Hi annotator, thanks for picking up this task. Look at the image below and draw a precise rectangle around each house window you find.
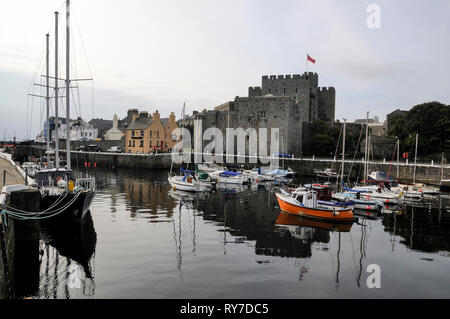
[157,131,160,138]
[140,130,144,137]
[132,140,135,147]
[150,140,152,147]
[129,140,131,147]
[140,140,143,148]
[157,141,160,148]
[150,131,152,137]
[132,131,135,137]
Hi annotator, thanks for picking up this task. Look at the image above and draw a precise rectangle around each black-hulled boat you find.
[36,168,95,222]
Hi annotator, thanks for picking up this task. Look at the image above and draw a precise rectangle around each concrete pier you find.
[0,155,26,189]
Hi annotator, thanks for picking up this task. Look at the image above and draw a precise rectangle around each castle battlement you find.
[318,86,336,92]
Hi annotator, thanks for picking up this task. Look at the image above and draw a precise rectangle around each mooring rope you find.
[1,190,83,221]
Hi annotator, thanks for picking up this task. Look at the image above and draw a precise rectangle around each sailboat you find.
[34,0,95,222]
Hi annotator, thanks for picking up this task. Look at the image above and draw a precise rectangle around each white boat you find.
[332,192,382,211]
[197,162,226,173]
[266,168,295,179]
[168,174,213,192]
[211,170,248,184]
[398,183,440,196]
[350,185,403,205]
[390,185,423,202]
[242,168,275,183]
[314,168,338,180]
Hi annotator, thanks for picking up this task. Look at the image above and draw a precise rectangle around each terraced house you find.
[125,110,179,154]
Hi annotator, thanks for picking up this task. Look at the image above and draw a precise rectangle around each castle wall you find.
[317,87,335,122]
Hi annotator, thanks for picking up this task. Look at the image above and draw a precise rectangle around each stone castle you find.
[193,72,335,156]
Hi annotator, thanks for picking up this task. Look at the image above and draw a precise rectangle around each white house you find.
[104,115,124,141]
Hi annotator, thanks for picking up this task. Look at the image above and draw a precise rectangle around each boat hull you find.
[168,176,212,192]
[40,190,95,223]
[275,193,354,223]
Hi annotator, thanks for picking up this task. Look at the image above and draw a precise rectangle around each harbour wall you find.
[69,152,449,185]
[13,145,450,185]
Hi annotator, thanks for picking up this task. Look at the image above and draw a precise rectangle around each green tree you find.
[388,101,450,158]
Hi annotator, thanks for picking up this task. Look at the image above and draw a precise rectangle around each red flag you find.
[307,54,316,64]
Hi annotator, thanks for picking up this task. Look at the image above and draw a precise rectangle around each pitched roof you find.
[127,117,153,130]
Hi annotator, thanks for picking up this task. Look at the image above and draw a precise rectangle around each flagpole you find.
[306,54,309,72]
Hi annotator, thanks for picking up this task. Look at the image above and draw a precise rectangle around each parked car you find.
[76,145,87,152]
[107,146,122,153]
[273,152,292,158]
[87,145,101,152]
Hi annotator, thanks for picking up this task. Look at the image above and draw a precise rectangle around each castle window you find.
[283,88,286,94]
[295,88,298,93]
[268,89,271,94]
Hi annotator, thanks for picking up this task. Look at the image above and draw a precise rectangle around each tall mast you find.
[341,119,346,192]
[413,133,418,184]
[66,0,71,170]
[54,11,60,169]
[46,33,50,165]
[364,112,369,184]
[396,138,400,181]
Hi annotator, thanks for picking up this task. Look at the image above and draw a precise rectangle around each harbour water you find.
[14,168,450,299]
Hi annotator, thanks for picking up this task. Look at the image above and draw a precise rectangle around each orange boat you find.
[275,189,354,223]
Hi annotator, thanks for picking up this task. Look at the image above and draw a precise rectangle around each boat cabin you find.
[36,169,74,187]
[292,190,318,208]
[306,184,332,201]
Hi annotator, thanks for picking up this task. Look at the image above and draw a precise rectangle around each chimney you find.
[169,112,175,123]
[113,114,119,129]
[131,109,139,122]
[153,110,160,121]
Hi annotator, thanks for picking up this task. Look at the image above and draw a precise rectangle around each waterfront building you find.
[192,72,336,156]
[35,117,98,142]
[125,110,179,154]
[353,116,387,137]
[104,115,125,141]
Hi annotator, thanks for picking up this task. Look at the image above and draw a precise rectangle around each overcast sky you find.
[1,0,449,140]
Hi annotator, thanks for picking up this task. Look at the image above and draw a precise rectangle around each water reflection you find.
[37,212,97,299]
[381,201,450,253]
[10,167,448,298]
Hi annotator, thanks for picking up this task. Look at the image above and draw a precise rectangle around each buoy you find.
[85,162,87,167]
[94,163,97,168]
